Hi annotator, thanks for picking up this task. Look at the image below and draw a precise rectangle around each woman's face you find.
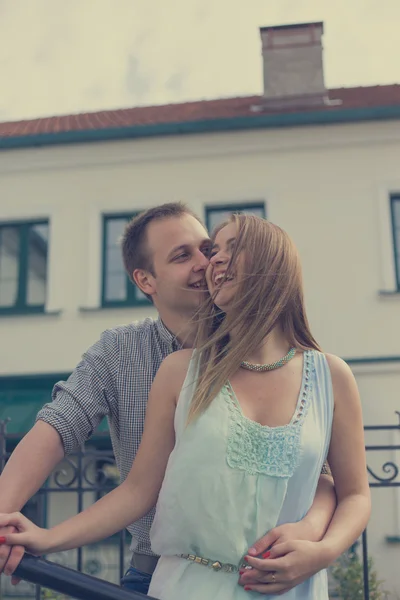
[206,222,244,311]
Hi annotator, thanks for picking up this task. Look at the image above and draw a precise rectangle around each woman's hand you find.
[239,518,329,593]
[238,539,331,595]
[0,513,52,558]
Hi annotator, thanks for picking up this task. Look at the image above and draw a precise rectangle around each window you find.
[102,214,149,307]
[95,459,120,501]
[391,196,400,290]
[205,202,266,232]
[0,220,49,314]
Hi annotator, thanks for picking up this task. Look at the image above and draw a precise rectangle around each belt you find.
[180,553,247,574]
[130,552,159,575]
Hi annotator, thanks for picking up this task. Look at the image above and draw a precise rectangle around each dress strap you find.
[312,351,335,459]
[173,350,200,436]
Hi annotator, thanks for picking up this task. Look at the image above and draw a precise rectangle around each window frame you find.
[205,202,266,232]
[101,213,150,308]
[391,195,400,291]
[0,219,49,315]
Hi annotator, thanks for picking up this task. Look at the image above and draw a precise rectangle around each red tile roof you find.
[1,84,400,141]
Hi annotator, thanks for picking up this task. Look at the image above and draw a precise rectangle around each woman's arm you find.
[239,354,370,595]
[0,351,192,556]
[299,472,336,540]
[316,354,371,561]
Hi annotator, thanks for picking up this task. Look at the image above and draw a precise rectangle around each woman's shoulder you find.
[323,353,352,378]
[162,348,194,368]
[322,353,358,398]
[309,352,359,413]
[158,349,194,381]
[153,350,195,404]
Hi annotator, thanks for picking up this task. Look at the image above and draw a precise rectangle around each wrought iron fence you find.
[0,413,399,600]
[359,412,400,600]
[0,419,130,599]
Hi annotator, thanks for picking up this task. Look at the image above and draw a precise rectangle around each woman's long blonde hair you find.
[188,214,321,423]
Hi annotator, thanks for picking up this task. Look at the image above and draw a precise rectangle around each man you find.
[0,203,336,595]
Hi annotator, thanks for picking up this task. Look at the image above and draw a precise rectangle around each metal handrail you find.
[14,553,159,600]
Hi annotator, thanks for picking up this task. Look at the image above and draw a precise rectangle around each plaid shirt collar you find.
[155,316,183,351]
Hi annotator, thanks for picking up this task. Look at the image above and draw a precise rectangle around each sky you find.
[0,0,399,123]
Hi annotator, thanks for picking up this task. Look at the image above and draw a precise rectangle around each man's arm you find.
[244,471,335,561]
[35,329,119,454]
[0,422,64,577]
[0,422,64,514]
[295,470,336,541]
[238,470,336,592]
[0,328,120,576]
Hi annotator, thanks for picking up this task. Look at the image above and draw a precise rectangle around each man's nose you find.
[193,251,210,271]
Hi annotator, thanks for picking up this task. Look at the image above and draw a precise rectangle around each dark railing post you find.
[0,418,10,473]
[119,529,126,581]
[362,529,370,600]
[77,449,84,574]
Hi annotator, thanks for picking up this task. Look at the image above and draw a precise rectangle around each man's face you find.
[142,215,211,314]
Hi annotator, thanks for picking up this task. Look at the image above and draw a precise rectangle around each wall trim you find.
[0,372,71,388]
[344,355,400,365]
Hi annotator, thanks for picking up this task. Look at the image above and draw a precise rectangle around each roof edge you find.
[1,104,400,150]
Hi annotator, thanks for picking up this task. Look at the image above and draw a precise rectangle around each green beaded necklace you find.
[240,347,296,372]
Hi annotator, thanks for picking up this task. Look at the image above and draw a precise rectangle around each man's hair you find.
[121,202,203,282]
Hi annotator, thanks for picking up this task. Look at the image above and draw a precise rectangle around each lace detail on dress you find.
[223,351,314,478]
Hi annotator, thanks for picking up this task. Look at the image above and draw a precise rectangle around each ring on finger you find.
[271,572,276,584]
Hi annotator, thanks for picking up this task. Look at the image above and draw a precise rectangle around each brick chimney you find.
[259,22,327,109]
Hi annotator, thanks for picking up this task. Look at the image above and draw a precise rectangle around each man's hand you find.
[247,517,324,561]
[238,520,330,594]
[238,539,330,595]
[0,525,24,584]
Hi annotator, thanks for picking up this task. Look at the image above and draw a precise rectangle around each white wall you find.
[1,120,399,373]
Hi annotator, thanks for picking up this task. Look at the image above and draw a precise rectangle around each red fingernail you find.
[262,551,271,559]
[0,537,6,544]
[244,586,252,591]
[244,555,249,562]
[239,569,245,574]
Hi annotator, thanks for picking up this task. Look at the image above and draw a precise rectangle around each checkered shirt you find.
[36,317,180,556]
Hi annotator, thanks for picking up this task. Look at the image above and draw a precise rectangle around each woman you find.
[0,216,370,599]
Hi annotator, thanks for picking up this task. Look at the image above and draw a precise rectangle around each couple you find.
[0,203,370,599]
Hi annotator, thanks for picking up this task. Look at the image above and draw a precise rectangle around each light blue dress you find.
[149,350,334,599]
